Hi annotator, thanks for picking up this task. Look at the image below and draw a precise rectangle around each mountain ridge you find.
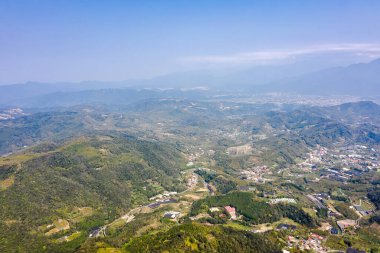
[2,58,380,106]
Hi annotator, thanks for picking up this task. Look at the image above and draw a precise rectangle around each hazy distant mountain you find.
[0,61,334,105]
[1,58,380,106]
[329,101,380,116]
[265,58,380,96]
[0,82,71,105]
[221,61,335,89]
[311,101,380,126]
[129,61,335,90]
[0,81,134,105]
[6,88,211,108]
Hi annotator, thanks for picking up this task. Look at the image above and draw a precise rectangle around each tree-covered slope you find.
[0,111,89,155]
[190,192,316,227]
[124,223,282,253]
[0,136,185,253]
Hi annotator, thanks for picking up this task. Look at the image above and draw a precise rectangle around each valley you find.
[1,93,380,252]
[2,1,380,252]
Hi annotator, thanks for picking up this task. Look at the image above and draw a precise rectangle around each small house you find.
[224,206,237,220]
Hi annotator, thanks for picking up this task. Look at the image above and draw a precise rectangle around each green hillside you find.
[190,192,316,227]
[0,136,185,253]
[124,223,282,253]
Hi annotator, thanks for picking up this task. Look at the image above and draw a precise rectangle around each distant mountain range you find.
[1,58,380,107]
[0,81,132,105]
[264,58,380,95]
[316,101,380,124]
[4,88,213,108]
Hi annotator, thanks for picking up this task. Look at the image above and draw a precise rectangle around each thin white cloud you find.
[181,43,380,64]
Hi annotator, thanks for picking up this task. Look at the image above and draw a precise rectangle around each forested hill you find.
[0,136,185,253]
[123,223,282,253]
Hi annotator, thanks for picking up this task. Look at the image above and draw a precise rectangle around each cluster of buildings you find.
[207,206,237,220]
[268,198,296,205]
[0,108,25,120]
[321,167,353,182]
[186,173,198,188]
[297,146,328,171]
[240,166,272,183]
[317,145,379,183]
[240,93,361,107]
[287,233,328,252]
[296,144,379,183]
[185,147,216,166]
[149,191,178,201]
[337,145,380,170]
[186,147,205,165]
[226,144,252,156]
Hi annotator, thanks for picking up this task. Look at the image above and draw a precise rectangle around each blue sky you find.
[1,0,380,84]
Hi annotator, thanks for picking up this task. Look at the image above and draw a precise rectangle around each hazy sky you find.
[1,0,380,84]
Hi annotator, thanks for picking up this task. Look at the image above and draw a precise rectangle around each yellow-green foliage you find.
[124,223,282,253]
[66,231,81,241]
[185,237,199,251]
